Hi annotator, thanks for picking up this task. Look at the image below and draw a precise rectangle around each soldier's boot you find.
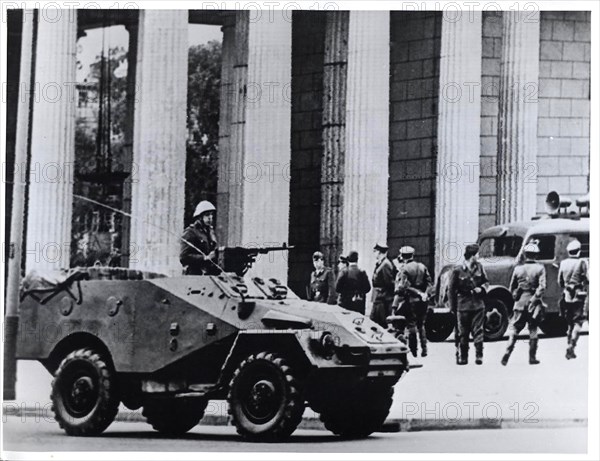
[418,326,428,357]
[501,335,517,366]
[567,325,580,359]
[475,343,483,365]
[529,338,540,365]
[458,344,468,365]
[408,330,418,358]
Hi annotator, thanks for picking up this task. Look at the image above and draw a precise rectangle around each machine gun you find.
[217,244,294,276]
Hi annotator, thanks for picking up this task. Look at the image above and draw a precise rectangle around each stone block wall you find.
[388,11,441,270]
[537,11,590,211]
[288,11,326,296]
[479,11,502,233]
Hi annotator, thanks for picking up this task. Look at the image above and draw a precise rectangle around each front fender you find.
[486,285,515,313]
[217,330,332,387]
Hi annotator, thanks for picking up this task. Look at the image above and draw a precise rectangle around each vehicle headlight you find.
[319,331,337,357]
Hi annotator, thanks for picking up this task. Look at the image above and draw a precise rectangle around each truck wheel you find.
[484,298,509,341]
[425,313,455,342]
[319,383,394,438]
[228,352,305,441]
[143,398,208,435]
[540,314,568,337]
[51,348,119,436]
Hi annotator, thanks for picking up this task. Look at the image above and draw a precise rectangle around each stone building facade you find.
[5,9,591,298]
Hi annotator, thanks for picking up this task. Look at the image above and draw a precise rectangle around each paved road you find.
[1,418,587,453]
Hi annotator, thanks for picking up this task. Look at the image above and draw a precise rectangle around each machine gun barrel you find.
[217,244,294,276]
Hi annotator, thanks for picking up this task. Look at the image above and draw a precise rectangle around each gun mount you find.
[217,244,294,276]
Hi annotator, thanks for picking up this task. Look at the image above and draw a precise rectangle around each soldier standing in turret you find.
[501,242,546,366]
[370,243,397,328]
[180,201,219,275]
[558,240,588,360]
[394,246,433,357]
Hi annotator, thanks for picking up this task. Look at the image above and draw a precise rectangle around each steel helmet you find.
[567,240,581,254]
[193,200,216,218]
[523,242,540,254]
[400,245,415,256]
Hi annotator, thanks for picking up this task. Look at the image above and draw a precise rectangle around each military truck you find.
[16,247,410,441]
[426,192,590,342]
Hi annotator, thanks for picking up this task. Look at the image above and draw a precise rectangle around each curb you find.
[3,404,587,433]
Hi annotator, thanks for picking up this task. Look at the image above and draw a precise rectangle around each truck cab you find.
[427,192,589,342]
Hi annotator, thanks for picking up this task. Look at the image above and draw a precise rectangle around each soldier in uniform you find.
[393,246,433,357]
[370,243,397,328]
[335,251,371,315]
[558,240,588,360]
[336,255,349,307]
[180,201,219,275]
[448,244,489,365]
[501,242,546,366]
[337,254,349,273]
[307,251,337,304]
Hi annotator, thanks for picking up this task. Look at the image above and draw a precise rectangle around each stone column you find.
[130,11,188,275]
[320,11,349,268]
[26,10,77,271]
[343,11,390,278]
[496,11,540,223]
[241,13,292,280]
[434,12,482,272]
[224,11,249,247]
[216,13,236,245]
[120,21,138,268]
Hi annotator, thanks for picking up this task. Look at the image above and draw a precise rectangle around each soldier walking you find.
[501,242,546,366]
[448,244,489,365]
[370,243,397,328]
[335,251,371,315]
[307,251,337,304]
[393,246,433,357]
[558,240,588,360]
[180,201,219,275]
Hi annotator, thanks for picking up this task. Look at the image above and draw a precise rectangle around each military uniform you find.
[558,256,588,359]
[501,257,546,365]
[336,265,371,315]
[449,261,488,364]
[180,222,218,275]
[370,257,397,328]
[394,259,432,357]
[308,267,337,304]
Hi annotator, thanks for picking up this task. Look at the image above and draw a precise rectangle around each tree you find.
[185,40,222,225]
[72,39,223,266]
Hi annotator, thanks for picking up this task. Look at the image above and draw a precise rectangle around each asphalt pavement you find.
[3,335,589,435]
[1,418,587,453]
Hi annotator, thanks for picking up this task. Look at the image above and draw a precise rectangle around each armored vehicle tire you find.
[142,397,208,435]
[426,312,455,342]
[228,352,305,441]
[51,348,119,436]
[484,298,509,341]
[319,383,394,438]
[540,315,568,337]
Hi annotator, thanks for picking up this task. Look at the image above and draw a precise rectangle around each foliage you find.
[185,40,222,225]
[72,39,222,266]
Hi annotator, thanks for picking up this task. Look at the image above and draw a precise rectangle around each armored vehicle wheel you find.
[484,297,509,341]
[319,383,394,438]
[142,397,208,435]
[51,348,119,436]
[227,352,305,441]
[425,312,455,342]
[540,314,568,337]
